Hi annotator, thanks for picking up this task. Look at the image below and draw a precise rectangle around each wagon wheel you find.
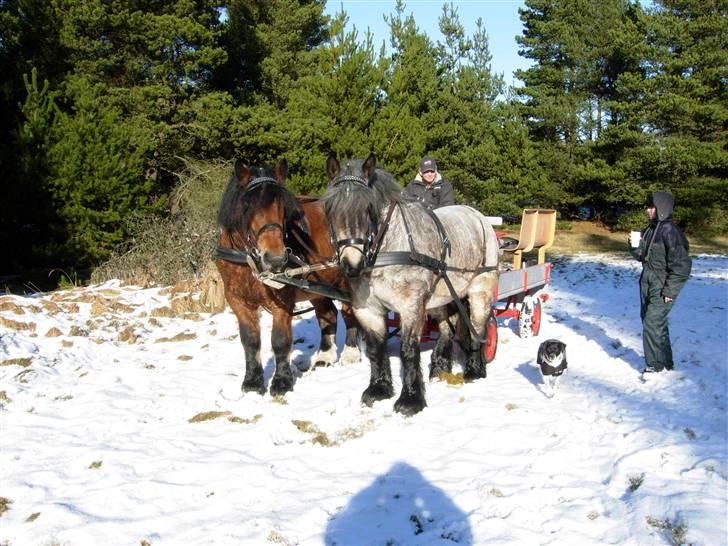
[518,296,542,338]
[482,312,498,363]
[531,298,542,336]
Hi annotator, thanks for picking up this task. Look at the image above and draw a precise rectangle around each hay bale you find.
[199,270,226,314]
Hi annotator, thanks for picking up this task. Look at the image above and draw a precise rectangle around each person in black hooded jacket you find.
[629,191,692,375]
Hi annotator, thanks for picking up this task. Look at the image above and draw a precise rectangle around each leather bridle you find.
[328,174,381,265]
[235,176,292,266]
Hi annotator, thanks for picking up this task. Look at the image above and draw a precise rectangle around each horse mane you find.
[323,158,402,224]
[216,164,298,233]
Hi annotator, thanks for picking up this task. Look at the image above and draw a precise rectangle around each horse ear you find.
[274,159,288,184]
[234,159,251,188]
[362,153,377,183]
[326,153,340,183]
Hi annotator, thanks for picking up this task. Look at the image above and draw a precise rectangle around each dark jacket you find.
[402,173,455,209]
[630,191,691,300]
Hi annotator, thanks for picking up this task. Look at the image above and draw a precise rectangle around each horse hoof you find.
[463,367,486,382]
[269,376,294,397]
[394,396,427,416]
[429,364,452,380]
[312,348,337,368]
[361,382,394,406]
[339,345,361,365]
[242,381,265,395]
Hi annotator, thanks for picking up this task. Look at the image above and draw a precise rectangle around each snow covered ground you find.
[1,254,726,546]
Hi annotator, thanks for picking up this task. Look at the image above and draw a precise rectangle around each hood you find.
[650,191,674,222]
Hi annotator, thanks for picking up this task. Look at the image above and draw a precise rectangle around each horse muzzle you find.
[261,249,289,273]
[339,246,365,278]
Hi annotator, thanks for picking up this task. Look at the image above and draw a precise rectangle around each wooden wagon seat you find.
[502,208,556,269]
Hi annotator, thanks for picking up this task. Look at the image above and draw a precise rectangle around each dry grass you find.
[188,411,262,424]
[291,418,375,447]
[628,473,645,492]
[645,515,690,546]
[154,332,197,343]
[499,221,728,256]
[91,159,229,287]
[435,371,465,385]
[188,411,232,423]
[0,358,32,368]
[0,496,10,517]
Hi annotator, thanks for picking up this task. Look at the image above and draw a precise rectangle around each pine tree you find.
[614,0,728,232]
[214,0,328,106]
[368,0,439,179]
[514,0,652,219]
[5,1,229,271]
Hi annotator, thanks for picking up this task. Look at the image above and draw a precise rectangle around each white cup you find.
[630,231,641,248]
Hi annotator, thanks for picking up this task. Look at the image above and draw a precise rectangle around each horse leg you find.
[269,306,294,396]
[463,271,498,381]
[429,306,455,379]
[228,298,265,395]
[310,297,338,368]
[339,303,361,364]
[357,308,394,406]
[394,306,427,416]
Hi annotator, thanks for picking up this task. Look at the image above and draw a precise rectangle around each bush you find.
[678,206,728,237]
[91,159,230,285]
[615,205,728,237]
[615,209,646,232]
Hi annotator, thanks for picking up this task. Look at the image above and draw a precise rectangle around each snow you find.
[1,254,726,546]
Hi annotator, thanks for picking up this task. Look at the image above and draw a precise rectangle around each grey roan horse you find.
[324,154,499,416]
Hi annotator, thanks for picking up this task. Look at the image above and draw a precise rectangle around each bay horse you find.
[215,159,359,397]
[323,154,499,416]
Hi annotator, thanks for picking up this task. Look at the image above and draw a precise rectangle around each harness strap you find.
[216,246,249,264]
[255,222,284,238]
[439,272,487,344]
[369,250,496,345]
[371,251,497,274]
[259,273,352,303]
[289,228,332,262]
[426,207,452,262]
[398,202,418,257]
[366,201,397,266]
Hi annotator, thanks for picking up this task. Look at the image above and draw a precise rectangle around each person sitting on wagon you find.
[402,156,455,209]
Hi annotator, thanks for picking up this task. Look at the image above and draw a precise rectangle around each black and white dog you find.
[537,339,568,397]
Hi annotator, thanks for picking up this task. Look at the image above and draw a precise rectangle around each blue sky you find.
[324,0,531,84]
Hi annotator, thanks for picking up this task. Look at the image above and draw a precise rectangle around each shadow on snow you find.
[325,461,473,546]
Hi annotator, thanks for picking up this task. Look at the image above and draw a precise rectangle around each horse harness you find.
[329,174,497,344]
[216,176,286,267]
[217,172,497,343]
[215,177,351,303]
